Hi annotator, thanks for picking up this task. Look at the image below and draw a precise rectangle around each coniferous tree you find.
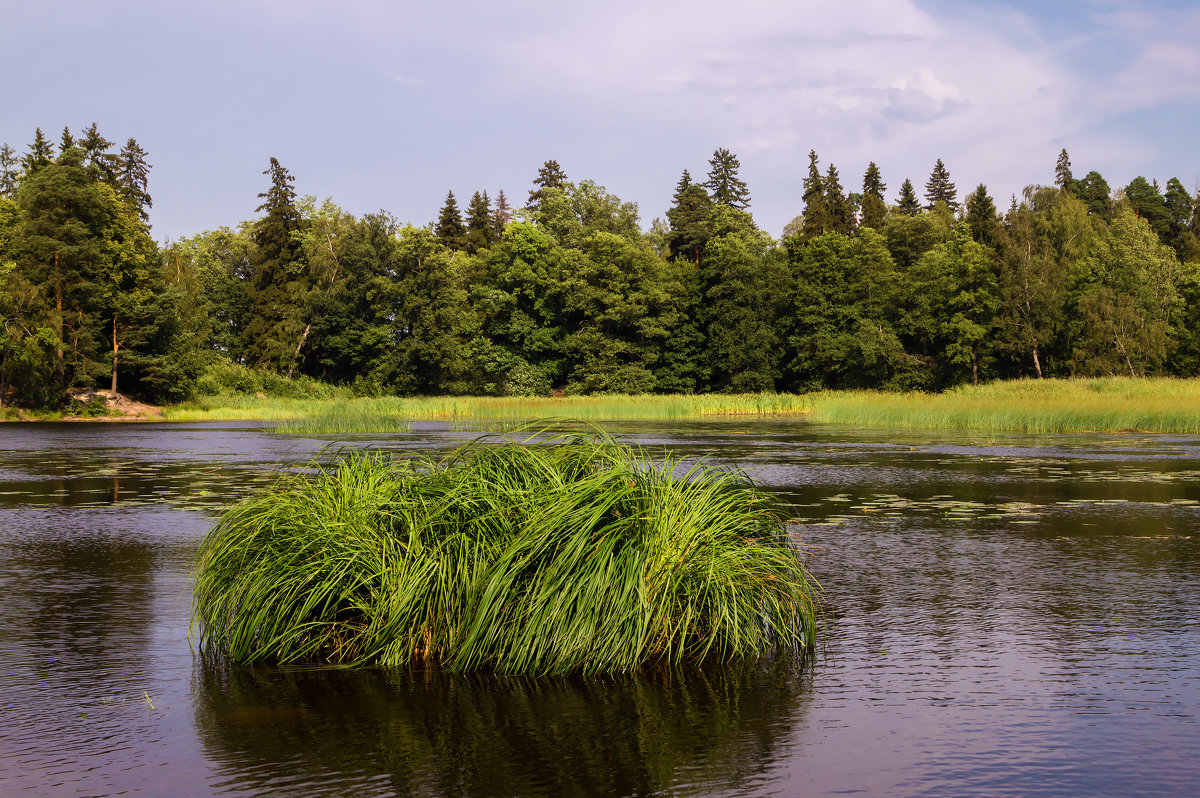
[824,163,853,235]
[860,162,887,229]
[924,159,958,210]
[527,160,567,211]
[1054,149,1074,194]
[465,190,493,254]
[897,178,921,216]
[964,184,1000,248]
[801,150,827,237]
[1124,176,1170,243]
[78,123,116,183]
[1163,177,1191,254]
[491,189,512,239]
[0,143,18,197]
[666,181,712,264]
[704,148,750,209]
[22,128,54,175]
[243,157,307,372]
[115,138,152,224]
[434,190,467,250]
[58,127,76,155]
[1076,171,1112,220]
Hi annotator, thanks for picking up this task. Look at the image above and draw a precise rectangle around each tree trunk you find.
[1031,344,1042,379]
[285,322,312,380]
[54,254,64,389]
[971,347,979,386]
[111,315,119,394]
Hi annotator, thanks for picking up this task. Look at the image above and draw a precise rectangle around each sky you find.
[4,0,1198,242]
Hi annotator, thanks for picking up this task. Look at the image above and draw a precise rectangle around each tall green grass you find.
[191,430,818,674]
[275,401,412,435]
[806,377,1200,433]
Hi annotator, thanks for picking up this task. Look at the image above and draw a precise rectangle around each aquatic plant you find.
[191,430,818,675]
[274,400,411,434]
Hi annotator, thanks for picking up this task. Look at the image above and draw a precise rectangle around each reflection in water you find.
[0,420,1199,796]
[194,657,810,797]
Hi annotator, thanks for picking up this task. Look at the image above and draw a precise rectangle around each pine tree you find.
[1054,148,1074,194]
[801,150,828,237]
[897,178,921,216]
[964,184,1000,248]
[491,189,512,239]
[527,159,567,211]
[1125,176,1170,243]
[22,128,55,175]
[704,148,750,209]
[465,190,493,253]
[434,190,467,250]
[824,163,853,234]
[115,138,152,224]
[78,123,116,183]
[924,159,957,210]
[0,143,18,197]
[666,181,712,264]
[674,169,692,197]
[1076,171,1112,219]
[860,161,887,229]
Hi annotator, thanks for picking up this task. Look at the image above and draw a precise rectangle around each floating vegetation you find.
[191,429,819,675]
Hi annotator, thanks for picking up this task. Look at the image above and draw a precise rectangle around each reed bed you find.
[165,392,812,424]
[191,430,818,675]
[806,377,1200,433]
[275,401,412,435]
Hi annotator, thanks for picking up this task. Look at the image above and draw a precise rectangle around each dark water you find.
[0,421,1197,796]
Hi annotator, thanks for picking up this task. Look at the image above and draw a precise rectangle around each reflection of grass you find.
[164,393,812,423]
[806,377,1200,433]
[192,429,818,674]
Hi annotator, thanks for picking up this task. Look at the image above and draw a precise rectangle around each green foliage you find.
[801,150,827,237]
[434,190,467,250]
[896,178,921,216]
[192,431,819,674]
[924,158,958,211]
[704,148,750,210]
[860,162,887,230]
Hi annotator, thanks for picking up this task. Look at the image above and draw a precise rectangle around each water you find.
[0,421,1197,796]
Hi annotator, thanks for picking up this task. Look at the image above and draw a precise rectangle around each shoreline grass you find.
[191,430,819,674]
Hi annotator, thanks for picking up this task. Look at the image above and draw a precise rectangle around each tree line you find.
[2,125,1199,406]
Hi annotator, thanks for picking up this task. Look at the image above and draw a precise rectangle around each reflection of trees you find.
[194,656,812,797]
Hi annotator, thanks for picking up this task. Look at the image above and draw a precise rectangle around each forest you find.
[2,123,1199,408]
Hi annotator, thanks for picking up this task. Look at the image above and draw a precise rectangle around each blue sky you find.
[4,0,1197,241]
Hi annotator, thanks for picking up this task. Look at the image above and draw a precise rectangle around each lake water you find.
[0,421,1197,796]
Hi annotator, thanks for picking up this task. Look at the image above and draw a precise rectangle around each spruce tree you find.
[0,143,18,197]
[22,128,55,175]
[674,169,692,197]
[1163,177,1191,253]
[964,184,1000,248]
[801,150,828,237]
[704,148,750,209]
[924,158,957,210]
[434,190,467,250]
[860,161,887,229]
[58,126,76,155]
[897,178,921,216]
[465,190,493,253]
[824,163,853,234]
[243,157,307,372]
[115,138,152,224]
[666,182,712,264]
[527,159,567,211]
[1124,176,1170,243]
[1054,148,1074,193]
[1076,171,1112,219]
[78,123,116,183]
[491,189,512,239]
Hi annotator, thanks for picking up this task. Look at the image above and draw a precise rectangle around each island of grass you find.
[191,431,819,675]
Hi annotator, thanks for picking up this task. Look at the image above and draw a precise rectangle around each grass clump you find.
[191,430,818,675]
[275,400,411,435]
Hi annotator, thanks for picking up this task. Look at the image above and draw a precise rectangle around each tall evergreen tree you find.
[58,126,76,155]
[491,189,512,239]
[1076,171,1112,220]
[674,169,692,197]
[243,157,307,372]
[704,148,750,209]
[0,143,18,197]
[22,128,54,175]
[527,159,567,211]
[824,163,853,235]
[964,184,1000,248]
[115,138,152,224]
[666,182,712,264]
[1163,177,1191,254]
[860,161,887,229]
[1054,148,1075,194]
[434,190,467,250]
[1124,176,1170,244]
[801,150,828,237]
[924,159,958,210]
[78,123,116,183]
[897,178,921,216]
[465,190,493,254]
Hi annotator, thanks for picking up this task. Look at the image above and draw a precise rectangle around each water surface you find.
[0,421,1196,796]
